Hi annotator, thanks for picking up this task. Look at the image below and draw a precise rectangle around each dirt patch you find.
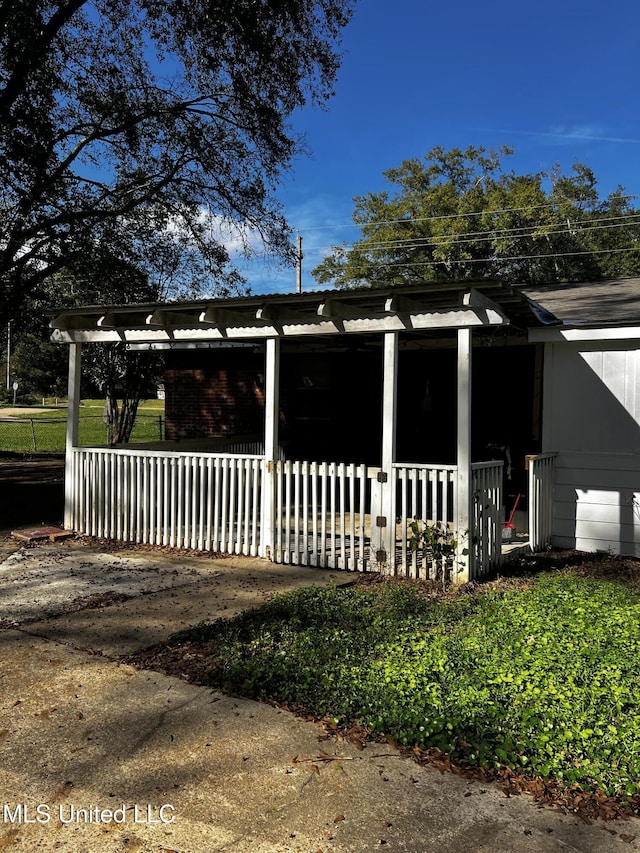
[0,454,64,484]
[351,549,640,599]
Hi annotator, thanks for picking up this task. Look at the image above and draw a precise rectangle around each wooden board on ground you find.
[11,526,74,543]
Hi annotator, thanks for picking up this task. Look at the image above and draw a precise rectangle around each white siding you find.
[545,342,640,453]
[544,338,640,554]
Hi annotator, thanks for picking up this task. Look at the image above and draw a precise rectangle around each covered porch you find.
[51,281,553,582]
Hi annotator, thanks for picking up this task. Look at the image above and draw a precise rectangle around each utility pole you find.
[6,320,10,390]
[296,235,303,293]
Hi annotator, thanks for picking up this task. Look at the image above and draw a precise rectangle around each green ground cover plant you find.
[161,571,640,799]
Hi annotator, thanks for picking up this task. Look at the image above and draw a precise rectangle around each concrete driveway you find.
[0,537,637,852]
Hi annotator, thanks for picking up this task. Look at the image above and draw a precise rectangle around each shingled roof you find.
[519,278,640,328]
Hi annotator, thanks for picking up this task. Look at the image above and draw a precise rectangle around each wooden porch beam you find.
[379,331,398,568]
[97,311,151,329]
[52,304,510,344]
[261,337,280,561]
[456,327,473,584]
[462,289,510,324]
[264,337,280,461]
[146,309,202,328]
[255,304,306,323]
[198,306,252,325]
[50,313,98,331]
[384,294,431,314]
[316,299,353,319]
[64,342,82,530]
[255,305,277,322]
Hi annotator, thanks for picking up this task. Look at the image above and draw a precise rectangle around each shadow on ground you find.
[0,454,64,523]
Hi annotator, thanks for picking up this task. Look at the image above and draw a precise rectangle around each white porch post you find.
[261,337,280,559]
[379,331,398,570]
[456,327,473,582]
[64,342,82,530]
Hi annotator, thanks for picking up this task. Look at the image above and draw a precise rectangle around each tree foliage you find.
[0,0,355,320]
[313,146,640,288]
[8,244,162,443]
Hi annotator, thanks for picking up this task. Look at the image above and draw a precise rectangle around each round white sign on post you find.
[12,381,18,390]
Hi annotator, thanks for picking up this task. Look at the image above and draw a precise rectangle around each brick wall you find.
[164,350,265,440]
[163,347,383,463]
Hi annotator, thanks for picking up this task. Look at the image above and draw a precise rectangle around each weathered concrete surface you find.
[0,540,638,852]
[1,541,339,652]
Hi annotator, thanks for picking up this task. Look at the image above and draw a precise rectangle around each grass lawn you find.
[129,552,640,810]
[0,400,164,452]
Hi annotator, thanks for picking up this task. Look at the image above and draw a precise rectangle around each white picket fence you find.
[68,448,507,577]
[273,459,504,578]
[274,460,370,570]
[393,460,503,579]
[68,448,263,555]
[527,452,556,550]
[394,463,456,578]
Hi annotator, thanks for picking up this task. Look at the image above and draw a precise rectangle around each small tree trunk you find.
[95,345,161,445]
[103,392,119,446]
[115,396,140,444]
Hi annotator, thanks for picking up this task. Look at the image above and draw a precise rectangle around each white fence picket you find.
[394,464,457,580]
[274,460,370,570]
[393,461,503,580]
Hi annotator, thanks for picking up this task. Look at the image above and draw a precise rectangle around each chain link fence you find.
[0,414,164,454]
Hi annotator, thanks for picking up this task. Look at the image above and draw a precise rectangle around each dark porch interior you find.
[163,333,541,502]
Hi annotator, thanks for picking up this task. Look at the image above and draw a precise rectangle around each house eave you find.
[50,282,514,345]
[529,325,640,343]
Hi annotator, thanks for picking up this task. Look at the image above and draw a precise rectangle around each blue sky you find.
[233,0,640,294]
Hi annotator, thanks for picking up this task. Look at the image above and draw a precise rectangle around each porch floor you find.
[502,537,531,560]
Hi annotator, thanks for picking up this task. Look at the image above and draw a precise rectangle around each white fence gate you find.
[273,460,373,570]
[527,452,556,551]
[471,460,504,576]
[393,460,503,579]
[274,458,504,578]
[393,463,456,578]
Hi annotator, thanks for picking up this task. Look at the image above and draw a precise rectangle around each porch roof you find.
[50,280,545,345]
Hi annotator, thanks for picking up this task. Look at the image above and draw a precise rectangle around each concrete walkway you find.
[0,538,637,852]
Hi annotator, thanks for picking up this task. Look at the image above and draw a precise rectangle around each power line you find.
[370,245,640,271]
[368,212,640,246]
[295,194,638,234]
[348,215,640,253]
[233,212,640,282]
[235,205,640,264]
[291,214,640,260]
